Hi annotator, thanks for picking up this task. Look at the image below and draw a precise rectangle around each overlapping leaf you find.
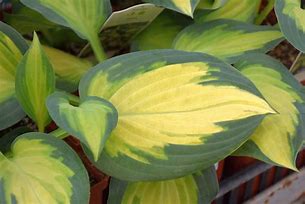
[4,3,56,34]
[20,0,111,41]
[20,0,112,61]
[108,166,218,204]
[47,92,118,161]
[144,0,200,17]
[0,22,27,130]
[80,50,275,181]
[15,33,55,132]
[43,45,92,92]
[197,0,228,10]
[275,0,305,52]
[0,132,89,204]
[132,10,191,51]
[173,19,283,63]
[195,0,261,23]
[234,54,305,170]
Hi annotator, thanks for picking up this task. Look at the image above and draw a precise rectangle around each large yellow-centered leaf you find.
[173,19,284,64]
[108,167,218,204]
[79,50,275,181]
[144,0,200,17]
[0,22,28,130]
[20,0,112,60]
[15,33,55,132]
[234,54,305,170]
[275,0,305,52]
[0,132,89,204]
[195,0,262,23]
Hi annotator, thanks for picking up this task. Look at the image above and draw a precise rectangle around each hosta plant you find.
[0,0,305,203]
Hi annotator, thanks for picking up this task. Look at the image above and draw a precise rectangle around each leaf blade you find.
[0,132,89,204]
[234,53,305,170]
[275,0,305,52]
[15,33,55,132]
[47,92,118,161]
[144,0,200,17]
[80,50,275,181]
[108,166,219,204]
[173,19,284,64]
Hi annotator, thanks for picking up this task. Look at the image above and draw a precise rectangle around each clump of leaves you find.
[0,0,305,203]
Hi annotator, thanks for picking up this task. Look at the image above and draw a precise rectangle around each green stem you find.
[255,0,275,25]
[49,128,69,140]
[89,34,107,63]
[38,123,45,133]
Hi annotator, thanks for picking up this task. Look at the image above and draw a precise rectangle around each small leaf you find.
[234,53,305,170]
[80,50,275,181]
[108,166,218,204]
[197,0,228,10]
[47,92,118,161]
[132,10,191,51]
[0,132,89,204]
[195,0,261,23]
[20,0,112,42]
[144,0,200,17]
[275,0,305,52]
[173,19,284,64]
[15,33,55,132]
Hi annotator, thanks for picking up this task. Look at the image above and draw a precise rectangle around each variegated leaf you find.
[43,45,92,92]
[144,0,200,17]
[15,33,55,132]
[173,19,283,64]
[234,54,305,170]
[20,0,111,38]
[0,22,28,130]
[197,0,228,10]
[108,166,218,204]
[275,0,305,52]
[0,132,89,204]
[80,50,275,181]
[195,0,261,23]
[47,92,118,161]
[132,10,191,51]
[20,0,112,55]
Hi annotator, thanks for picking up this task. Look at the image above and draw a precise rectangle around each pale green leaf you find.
[132,10,191,51]
[197,0,228,10]
[173,19,283,63]
[20,0,112,44]
[0,132,89,204]
[42,45,92,92]
[80,50,275,181]
[15,33,55,132]
[47,92,118,161]
[234,53,305,170]
[195,0,262,23]
[108,166,218,204]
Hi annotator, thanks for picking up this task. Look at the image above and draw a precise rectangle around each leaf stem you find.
[255,0,275,25]
[49,128,69,139]
[89,34,107,63]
